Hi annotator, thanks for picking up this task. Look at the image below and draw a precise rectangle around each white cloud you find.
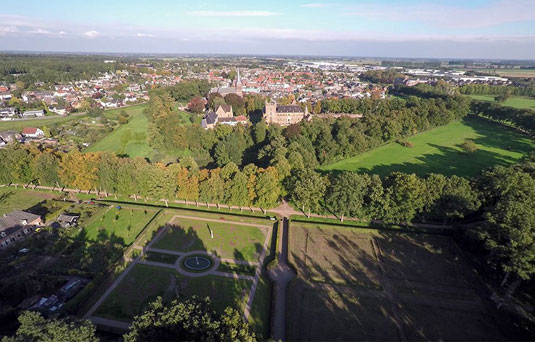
[83,30,99,38]
[59,31,66,35]
[301,3,331,8]
[187,11,279,17]
[136,33,154,37]
[29,28,51,34]
[0,26,19,36]
[343,0,535,29]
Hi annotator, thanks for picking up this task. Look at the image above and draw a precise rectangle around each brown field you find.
[287,222,505,341]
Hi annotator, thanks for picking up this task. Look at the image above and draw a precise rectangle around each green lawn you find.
[321,117,534,177]
[86,104,193,161]
[468,95,535,109]
[152,217,267,262]
[94,263,251,321]
[79,206,158,245]
[0,187,56,215]
[85,104,153,158]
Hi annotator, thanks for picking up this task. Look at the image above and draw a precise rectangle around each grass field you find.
[86,104,193,161]
[79,206,158,245]
[287,221,504,341]
[85,104,153,158]
[468,95,535,109]
[0,113,89,131]
[321,117,534,177]
[152,216,268,261]
[0,187,56,215]
[93,263,252,321]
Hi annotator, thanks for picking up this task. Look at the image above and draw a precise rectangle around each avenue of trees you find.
[460,83,535,98]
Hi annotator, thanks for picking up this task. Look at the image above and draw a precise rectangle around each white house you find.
[22,127,45,138]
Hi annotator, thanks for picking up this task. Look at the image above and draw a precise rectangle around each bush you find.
[397,140,414,148]
[460,139,478,153]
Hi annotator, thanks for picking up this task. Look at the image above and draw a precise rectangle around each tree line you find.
[460,83,535,98]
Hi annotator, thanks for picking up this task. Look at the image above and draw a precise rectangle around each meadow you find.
[86,104,193,161]
[468,95,535,110]
[79,205,158,245]
[321,117,534,177]
[0,187,56,215]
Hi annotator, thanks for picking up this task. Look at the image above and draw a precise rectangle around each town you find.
[1,1,535,341]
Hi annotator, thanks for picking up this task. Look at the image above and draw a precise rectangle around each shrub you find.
[460,139,478,153]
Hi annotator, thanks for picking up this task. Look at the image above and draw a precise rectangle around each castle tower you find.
[263,100,277,124]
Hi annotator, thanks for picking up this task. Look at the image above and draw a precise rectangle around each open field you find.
[287,221,504,341]
[0,187,56,215]
[468,95,535,110]
[321,117,534,177]
[93,263,251,321]
[495,69,535,78]
[0,113,88,131]
[79,206,158,245]
[86,104,193,161]
[85,104,152,158]
[152,216,268,261]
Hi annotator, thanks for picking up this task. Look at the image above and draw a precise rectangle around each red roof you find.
[234,115,248,122]
[22,127,38,134]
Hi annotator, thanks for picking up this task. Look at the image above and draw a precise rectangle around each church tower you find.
[235,68,243,97]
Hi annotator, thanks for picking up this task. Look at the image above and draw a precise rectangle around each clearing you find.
[287,221,505,341]
[320,116,534,177]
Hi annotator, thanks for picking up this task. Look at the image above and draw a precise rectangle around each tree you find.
[188,96,205,114]
[32,152,60,186]
[224,93,244,110]
[287,168,327,216]
[325,172,369,221]
[2,311,98,342]
[124,297,255,342]
[460,139,478,153]
[478,167,535,284]
[383,172,426,224]
[87,107,104,118]
[254,168,280,209]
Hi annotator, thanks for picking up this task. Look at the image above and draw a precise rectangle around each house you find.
[0,210,42,248]
[0,92,12,101]
[263,101,311,126]
[201,110,219,129]
[0,107,18,117]
[56,214,79,228]
[49,106,67,115]
[215,104,233,118]
[22,110,45,117]
[201,107,249,129]
[0,131,22,146]
[22,127,45,138]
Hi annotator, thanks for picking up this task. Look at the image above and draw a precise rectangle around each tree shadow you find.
[286,222,508,341]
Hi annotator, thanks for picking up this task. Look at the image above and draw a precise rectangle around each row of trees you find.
[460,84,535,98]
[471,100,535,133]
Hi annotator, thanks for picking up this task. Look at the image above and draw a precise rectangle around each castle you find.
[263,101,311,126]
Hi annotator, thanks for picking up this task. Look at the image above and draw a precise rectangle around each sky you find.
[1,0,535,59]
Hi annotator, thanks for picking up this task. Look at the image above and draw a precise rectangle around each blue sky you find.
[1,0,534,58]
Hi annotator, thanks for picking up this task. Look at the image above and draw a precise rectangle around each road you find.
[268,217,296,342]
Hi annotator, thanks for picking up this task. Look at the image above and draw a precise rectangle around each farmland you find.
[320,117,534,177]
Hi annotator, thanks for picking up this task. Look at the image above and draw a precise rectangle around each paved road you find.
[268,218,296,342]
